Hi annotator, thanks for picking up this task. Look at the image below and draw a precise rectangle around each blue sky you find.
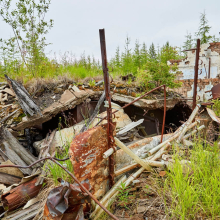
[1,0,219,60]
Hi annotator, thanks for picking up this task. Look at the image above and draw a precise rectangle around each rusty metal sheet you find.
[69,124,110,200]
[1,177,43,211]
[211,83,220,99]
[206,107,220,124]
[43,179,90,220]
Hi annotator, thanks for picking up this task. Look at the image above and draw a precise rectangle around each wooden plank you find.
[0,172,22,185]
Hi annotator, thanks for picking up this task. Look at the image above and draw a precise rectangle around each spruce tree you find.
[133,40,141,72]
[121,36,132,74]
[196,11,212,44]
[149,43,157,60]
[114,46,121,68]
[140,42,148,66]
[183,31,194,51]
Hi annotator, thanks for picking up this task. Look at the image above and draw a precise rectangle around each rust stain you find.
[69,124,110,200]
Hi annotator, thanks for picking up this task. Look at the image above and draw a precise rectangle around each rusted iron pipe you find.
[99,29,115,187]
[208,57,211,79]
[0,157,119,220]
[161,85,166,143]
[193,39,200,110]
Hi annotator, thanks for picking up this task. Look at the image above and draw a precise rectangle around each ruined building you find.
[168,42,220,101]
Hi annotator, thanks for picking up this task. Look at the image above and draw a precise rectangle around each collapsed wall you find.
[168,42,220,101]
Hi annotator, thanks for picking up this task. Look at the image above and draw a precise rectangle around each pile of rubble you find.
[0,74,218,220]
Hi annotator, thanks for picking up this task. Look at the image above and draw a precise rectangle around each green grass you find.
[163,140,220,220]
[47,144,73,185]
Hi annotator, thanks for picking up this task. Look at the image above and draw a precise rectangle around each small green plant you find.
[88,79,96,87]
[116,182,131,209]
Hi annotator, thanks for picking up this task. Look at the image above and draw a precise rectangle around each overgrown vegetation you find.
[162,139,220,219]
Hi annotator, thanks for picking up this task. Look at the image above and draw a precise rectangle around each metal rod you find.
[161,85,166,143]
[0,157,119,220]
[208,57,211,79]
[193,39,200,110]
[99,29,115,188]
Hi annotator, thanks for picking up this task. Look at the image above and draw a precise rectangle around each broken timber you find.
[5,75,41,117]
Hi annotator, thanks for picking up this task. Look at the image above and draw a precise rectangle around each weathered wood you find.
[0,172,22,185]
[5,75,41,116]
[13,89,98,131]
[0,127,36,166]
[0,109,20,124]
[80,90,105,133]
[3,142,32,175]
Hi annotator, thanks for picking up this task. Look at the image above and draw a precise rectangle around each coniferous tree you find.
[114,46,121,68]
[121,36,132,73]
[140,42,148,67]
[149,43,157,60]
[160,41,180,64]
[183,31,194,51]
[132,40,141,73]
[195,11,212,44]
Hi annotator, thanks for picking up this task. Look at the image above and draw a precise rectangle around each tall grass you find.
[163,140,220,219]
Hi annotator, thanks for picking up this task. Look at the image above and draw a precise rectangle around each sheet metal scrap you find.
[1,177,43,211]
[5,75,42,117]
[43,178,91,220]
[69,124,115,200]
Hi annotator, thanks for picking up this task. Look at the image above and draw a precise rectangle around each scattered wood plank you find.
[0,172,22,185]
[0,127,37,166]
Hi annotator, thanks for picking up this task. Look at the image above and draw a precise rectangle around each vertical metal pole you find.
[208,57,211,79]
[193,39,200,110]
[99,29,115,188]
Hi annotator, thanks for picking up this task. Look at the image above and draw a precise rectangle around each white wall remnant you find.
[168,42,220,101]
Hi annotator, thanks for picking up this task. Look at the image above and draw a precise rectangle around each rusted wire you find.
[0,156,119,220]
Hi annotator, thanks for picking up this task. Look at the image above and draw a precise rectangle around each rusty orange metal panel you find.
[69,124,110,200]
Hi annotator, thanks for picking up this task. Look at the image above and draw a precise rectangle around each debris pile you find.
[0,70,219,220]
[1,30,219,220]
